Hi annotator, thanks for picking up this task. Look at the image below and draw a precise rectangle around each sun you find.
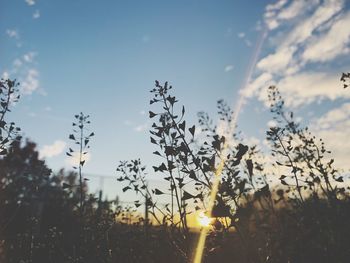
[197,211,212,228]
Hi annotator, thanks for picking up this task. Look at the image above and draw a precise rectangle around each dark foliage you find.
[0,78,349,262]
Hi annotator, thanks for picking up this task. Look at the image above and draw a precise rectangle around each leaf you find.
[335,176,343,182]
[158,163,167,172]
[164,146,175,156]
[69,134,75,140]
[189,125,195,136]
[182,190,195,201]
[89,132,95,137]
[179,121,186,131]
[153,151,162,156]
[122,186,131,192]
[154,188,164,195]
[236,143,248,159]
[66,152,72,157]
[153,163,167,172]
[149,111,157,118]
[246,159,253,178]
[150,137,158,145]
[189,170,197,180]
[280,180,288,186]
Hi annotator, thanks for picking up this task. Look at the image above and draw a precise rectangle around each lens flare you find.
[197,211,212,228]
[193,28,268,263]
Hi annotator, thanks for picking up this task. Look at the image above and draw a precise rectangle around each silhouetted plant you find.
[266,86,343,204]
[66,112,94,214]
[0,78,21,155]
[116,159,166,225]
[340,72,350,88]
[149,81,208,231]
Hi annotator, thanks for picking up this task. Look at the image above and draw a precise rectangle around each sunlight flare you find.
[193,28,268,263]
[197,211,213,228]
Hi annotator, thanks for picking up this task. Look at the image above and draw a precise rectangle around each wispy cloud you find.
[302,11,350,63]
[3,51,42,96]
[21,69,40,95]
[25,0,35,6]
[238,32,245,38]
[224,65,234,72]
[6,29,19,39]
[33,10,40,19]
[23,51,37,63]
[244,0,349,108]
[39,140,66,159]
[237,31,252,47]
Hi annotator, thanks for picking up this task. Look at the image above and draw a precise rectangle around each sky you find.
[1,0,350,201]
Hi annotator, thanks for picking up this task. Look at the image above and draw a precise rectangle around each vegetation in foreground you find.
[0,75,350,263]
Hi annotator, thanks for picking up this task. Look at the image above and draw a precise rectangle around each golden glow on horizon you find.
[197,211,213,228]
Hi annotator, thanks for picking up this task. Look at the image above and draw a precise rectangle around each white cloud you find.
[21,69,39,95]
[266,0,288,12]
[246,0,348,108]
[264,0,298,30]
[281,0,343,48]
[23,52,36,63]
[33,10,40,19]
[224,65,234,72]
[243,72,273,98]
[6,29,19,39]
[238,32,245,38]
[277,1,310,20]
[257,46,296,74]
[237,31,252,47]
[1,71,9,79]
[40,140,66,159]
[312,102,350,130]
[267,120,277,128]
[302,11,350,62]
[276,72,349,107]
[25,0,35,6]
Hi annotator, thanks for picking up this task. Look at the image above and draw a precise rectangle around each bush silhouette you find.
[0,78,349,262]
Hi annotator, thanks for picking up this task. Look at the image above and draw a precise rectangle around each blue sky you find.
[1,0,350,200]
